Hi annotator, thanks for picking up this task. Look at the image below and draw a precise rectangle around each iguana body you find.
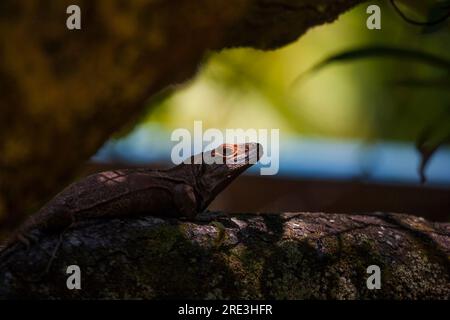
[6,143,262,247]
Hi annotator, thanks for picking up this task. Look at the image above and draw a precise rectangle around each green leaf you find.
[391,0,450,28]
[423,1,450,32]
[416,108,450,184]
[393,76,450,88]
[292,46,450,86]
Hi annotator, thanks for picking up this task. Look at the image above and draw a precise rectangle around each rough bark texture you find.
[0,0,365,233]
[0,212,448,299]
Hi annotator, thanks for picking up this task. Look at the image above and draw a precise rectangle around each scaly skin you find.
[4,143,262,248]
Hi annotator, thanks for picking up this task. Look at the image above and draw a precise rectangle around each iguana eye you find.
[217,144,238,159]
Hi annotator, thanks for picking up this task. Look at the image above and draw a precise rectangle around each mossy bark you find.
[0,0,365,233]
[0,212,448,299]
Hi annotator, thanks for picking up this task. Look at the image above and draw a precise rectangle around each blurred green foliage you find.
[141,1,450,145]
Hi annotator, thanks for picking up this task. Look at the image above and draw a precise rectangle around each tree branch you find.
[1,212,448,299]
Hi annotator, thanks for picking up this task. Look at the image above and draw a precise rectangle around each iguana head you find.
[189,143,263,211]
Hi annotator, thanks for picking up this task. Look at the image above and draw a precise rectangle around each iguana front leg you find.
[173,184,198,219]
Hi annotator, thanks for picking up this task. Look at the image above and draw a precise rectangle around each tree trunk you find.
[0,0,365,233]
[1,212,448,299]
